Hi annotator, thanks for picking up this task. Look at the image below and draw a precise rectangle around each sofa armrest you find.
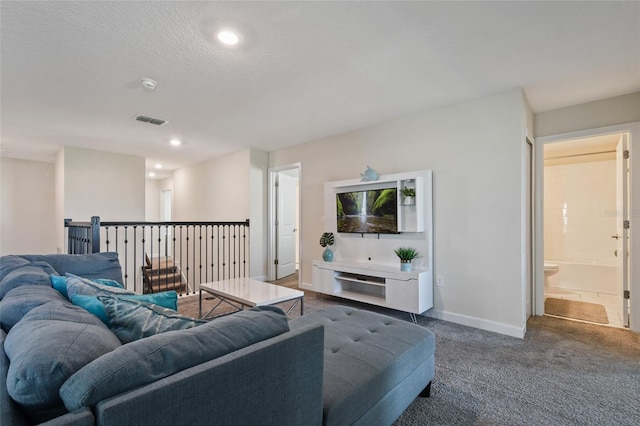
[38,408,95,426]
[94,323,324,426]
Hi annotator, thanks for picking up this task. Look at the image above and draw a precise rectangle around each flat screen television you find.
[336,188,398,234]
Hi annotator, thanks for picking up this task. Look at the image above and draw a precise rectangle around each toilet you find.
[544,262,559,290]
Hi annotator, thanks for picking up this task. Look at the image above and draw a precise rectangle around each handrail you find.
[65,216,250,295]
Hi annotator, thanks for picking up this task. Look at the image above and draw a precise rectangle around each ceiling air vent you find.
[134,115,169,126]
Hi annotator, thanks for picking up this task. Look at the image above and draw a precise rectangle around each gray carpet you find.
[179,287,640,425]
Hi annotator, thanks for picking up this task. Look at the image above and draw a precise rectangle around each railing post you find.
[91,216,101,253]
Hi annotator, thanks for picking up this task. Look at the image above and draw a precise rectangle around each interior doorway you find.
[268,164,301,282]
[540,132,630,328]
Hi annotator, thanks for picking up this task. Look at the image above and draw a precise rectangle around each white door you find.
[276,172,298,279]
[616,135,630,327]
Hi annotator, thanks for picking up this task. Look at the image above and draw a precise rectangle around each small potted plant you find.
[320,232,335,262]
[401,187,416,205]
[394,246,419,271]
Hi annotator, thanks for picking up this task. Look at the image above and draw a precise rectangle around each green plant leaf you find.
[401,187,416,197]
[394,246,419,260]
[320,232,335,247]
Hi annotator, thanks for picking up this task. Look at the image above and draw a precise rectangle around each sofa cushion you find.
[0,285,66,332]
[290,306,436,426]
[99,295,205,343]
[20,252,124,285]
[0,262,58,299]
[70,291,178,326]
[65,274,133,299]
[23,300,108,327]
[4,302,121,421]
[60,305,290,411]
[1,329,31,426]
[0,255,31,281]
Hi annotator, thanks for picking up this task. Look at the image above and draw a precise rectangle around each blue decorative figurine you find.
[360,165,379,182]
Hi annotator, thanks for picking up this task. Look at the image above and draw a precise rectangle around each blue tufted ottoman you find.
[290,305,435,426]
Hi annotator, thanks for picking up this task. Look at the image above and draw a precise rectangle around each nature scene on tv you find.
[336,188,398,233]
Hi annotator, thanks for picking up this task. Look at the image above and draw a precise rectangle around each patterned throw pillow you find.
[65,274,134,299]
[99,295,205,343]
[52,275,125,298]
[70,291,178,326]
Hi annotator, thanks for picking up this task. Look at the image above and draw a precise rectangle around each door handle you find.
[611,235,620,240]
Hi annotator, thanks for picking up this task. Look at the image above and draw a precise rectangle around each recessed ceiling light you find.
[169,139,182,147]
[217,30,240,46]
[155,164,162,169]
[148,172,156,177]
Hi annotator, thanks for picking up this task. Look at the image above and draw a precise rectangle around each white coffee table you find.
[199,277,304,319]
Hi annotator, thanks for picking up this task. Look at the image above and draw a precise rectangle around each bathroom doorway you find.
[542,132,630,328]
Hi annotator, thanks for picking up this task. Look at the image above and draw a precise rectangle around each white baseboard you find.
[424,309,525,338]
[253,275,267,282]
[300,282,525,338]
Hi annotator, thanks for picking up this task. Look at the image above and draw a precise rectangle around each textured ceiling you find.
[1,1,639,177]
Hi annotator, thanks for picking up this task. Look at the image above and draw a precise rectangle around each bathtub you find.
[545,260,620,295]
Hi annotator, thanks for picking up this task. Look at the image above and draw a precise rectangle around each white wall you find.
[250,150,269,279]
[271,88,528,336]
[535,92,640,138]
[55,149,65,253]
[544,159,617,265]
[145,179,161,222]
[173,150,250,221]
[62,146,145,223]
[0,158,57,255]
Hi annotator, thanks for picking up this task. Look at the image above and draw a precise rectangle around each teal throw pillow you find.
[50,274,69,297]
[70,291,178,326]
[99,295,205,343]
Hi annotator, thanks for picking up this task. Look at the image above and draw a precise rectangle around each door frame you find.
[522,135,535,327]
[267,163,302,283]
[534,122,640,332]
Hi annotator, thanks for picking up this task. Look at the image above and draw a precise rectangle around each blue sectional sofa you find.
[0,253,434,426]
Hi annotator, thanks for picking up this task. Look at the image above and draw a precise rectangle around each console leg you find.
[419,381,432,398]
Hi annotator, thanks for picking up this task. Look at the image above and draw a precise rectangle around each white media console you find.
[312,169,434,319]
[312,260,433,317]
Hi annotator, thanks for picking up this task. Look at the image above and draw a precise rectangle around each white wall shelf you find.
[316,169,434,315]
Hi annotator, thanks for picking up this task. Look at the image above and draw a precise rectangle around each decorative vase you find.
[400,260,412,272]
[322,248,334,262]
[403,196,414,205]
